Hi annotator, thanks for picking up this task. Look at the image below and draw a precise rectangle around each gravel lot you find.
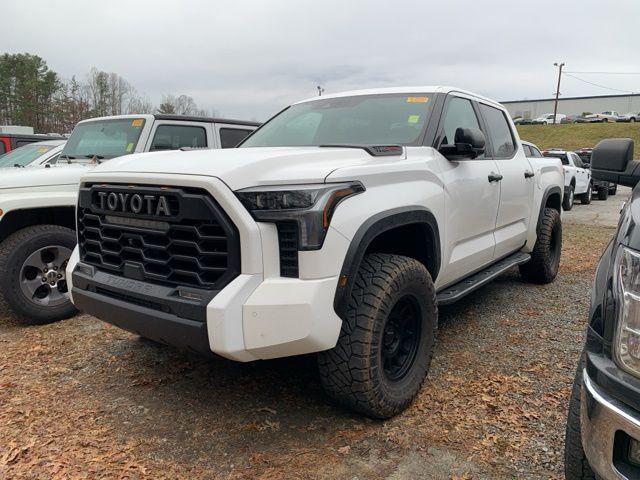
[0,195,625,479]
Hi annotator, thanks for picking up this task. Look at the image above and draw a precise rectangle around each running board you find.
[436,252,531,306]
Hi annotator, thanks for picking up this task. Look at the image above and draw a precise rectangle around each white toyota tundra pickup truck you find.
[0,114,259,324]
[543,149,593,210]
[67,87,564,418]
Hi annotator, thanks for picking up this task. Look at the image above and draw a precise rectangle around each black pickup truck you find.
[565,138,640,479]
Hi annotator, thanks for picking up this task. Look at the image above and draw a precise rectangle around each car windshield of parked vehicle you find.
[60,118,146,161]
[240,94,434,147]
[543,152,569,165]
[0,143,56,168]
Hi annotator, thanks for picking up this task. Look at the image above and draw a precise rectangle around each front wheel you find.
[520,207,562,284]
[564,357,597,479]
[0,225,78,324]
[597,187,609,201]
[317,253,437,419]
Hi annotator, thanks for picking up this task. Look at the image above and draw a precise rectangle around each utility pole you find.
[317,85,325,96]
[553,62,564,125]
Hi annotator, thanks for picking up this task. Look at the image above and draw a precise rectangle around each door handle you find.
[488,173,503,183]
[524,170,535,179]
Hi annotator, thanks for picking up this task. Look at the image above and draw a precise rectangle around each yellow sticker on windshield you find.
[126,142,134,152]
[37,147,48,153]
[408,115,420,124]
[131,119,143,127]
[407,96,429,103]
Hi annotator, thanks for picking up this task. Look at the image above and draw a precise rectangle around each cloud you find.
[2,0,639,120]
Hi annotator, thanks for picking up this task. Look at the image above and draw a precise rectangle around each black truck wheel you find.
[597,186,609,201]
[565,358,597,480]
[609,184,617,195]
[520,208,562,284]
[317,253,437,419]
[563,186,575,211]
[0,225,78,324]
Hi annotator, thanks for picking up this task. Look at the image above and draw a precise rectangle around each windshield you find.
[61,118,146,160]
[241,94,434,148]
[0,144,56,168]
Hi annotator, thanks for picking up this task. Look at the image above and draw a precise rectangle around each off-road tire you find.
[564,357,597,479]
[0,225,78,324]
[563,186,575,211]
[597,187,609,201]
[519,207,562,284]
[580,184,592,204]
[609,184,617,195]
[317,253,437,419]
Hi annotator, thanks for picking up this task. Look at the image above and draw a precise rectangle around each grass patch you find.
[516,122,640,151]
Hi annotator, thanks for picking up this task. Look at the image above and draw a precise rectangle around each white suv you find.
[67,87,564,418]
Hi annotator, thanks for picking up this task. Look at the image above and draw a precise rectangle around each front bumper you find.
[581,369,640,479]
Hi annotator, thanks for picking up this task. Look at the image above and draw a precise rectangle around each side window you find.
[522,144,532,156]
[530,146,543,158]
[219,128,253,148]
[480,104,517,159]
[440,97,485,158]
[46,153,60,165]
[572,153,584,168]
[150,125,207,151]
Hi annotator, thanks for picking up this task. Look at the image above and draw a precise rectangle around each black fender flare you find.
[538,185,563,229]
[333,206,441,317]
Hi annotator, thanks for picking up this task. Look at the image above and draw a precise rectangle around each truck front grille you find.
[77,184,240,290]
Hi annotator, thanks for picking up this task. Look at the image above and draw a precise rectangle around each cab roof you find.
[295,86,504,109]
[76,113,261,127]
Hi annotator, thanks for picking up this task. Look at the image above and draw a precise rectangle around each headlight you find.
[235,182,364,250]
[614,246,640,376]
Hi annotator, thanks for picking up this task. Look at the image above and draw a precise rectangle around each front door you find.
[434,95,501,288]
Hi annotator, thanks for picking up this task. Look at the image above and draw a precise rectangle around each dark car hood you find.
[616,184,640,250]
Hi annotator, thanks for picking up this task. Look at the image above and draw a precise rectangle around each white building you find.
[501,94,640,120]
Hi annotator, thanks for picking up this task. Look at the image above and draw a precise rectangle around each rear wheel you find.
[0,225,77,324]
[563,186,575,211]
[520,208,562,284]
[580,184,592,204]
[318,253,437,419]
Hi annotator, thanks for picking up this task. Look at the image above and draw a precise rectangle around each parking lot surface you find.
[0,194,625,479]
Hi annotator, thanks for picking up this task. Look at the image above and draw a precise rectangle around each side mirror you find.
[592,138,633,172]
[439,127,486,160]
[591,138,640,188]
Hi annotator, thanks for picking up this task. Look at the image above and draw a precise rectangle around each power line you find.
[563,72,636,94]
[565,71,640,75]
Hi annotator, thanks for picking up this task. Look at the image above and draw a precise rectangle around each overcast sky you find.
[2,0,639,121]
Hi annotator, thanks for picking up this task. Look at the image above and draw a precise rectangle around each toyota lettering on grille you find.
[96,191,172,217]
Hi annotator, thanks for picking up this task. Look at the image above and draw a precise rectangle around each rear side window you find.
[530,146,543,157]
[220,128,253,148]
[480,104,517,158]
[150,125,207,151]
[544,152,569,165]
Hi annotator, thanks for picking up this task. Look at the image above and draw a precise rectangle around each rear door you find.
[433,94,501,287]
[479,103,534,259]
[145,121,215,152]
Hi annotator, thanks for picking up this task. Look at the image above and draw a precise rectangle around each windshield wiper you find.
[83,154,105,164]
[59,154,77,163]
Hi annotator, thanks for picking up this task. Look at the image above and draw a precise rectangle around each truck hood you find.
[0,164,91,190]
[85,147,390,190]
